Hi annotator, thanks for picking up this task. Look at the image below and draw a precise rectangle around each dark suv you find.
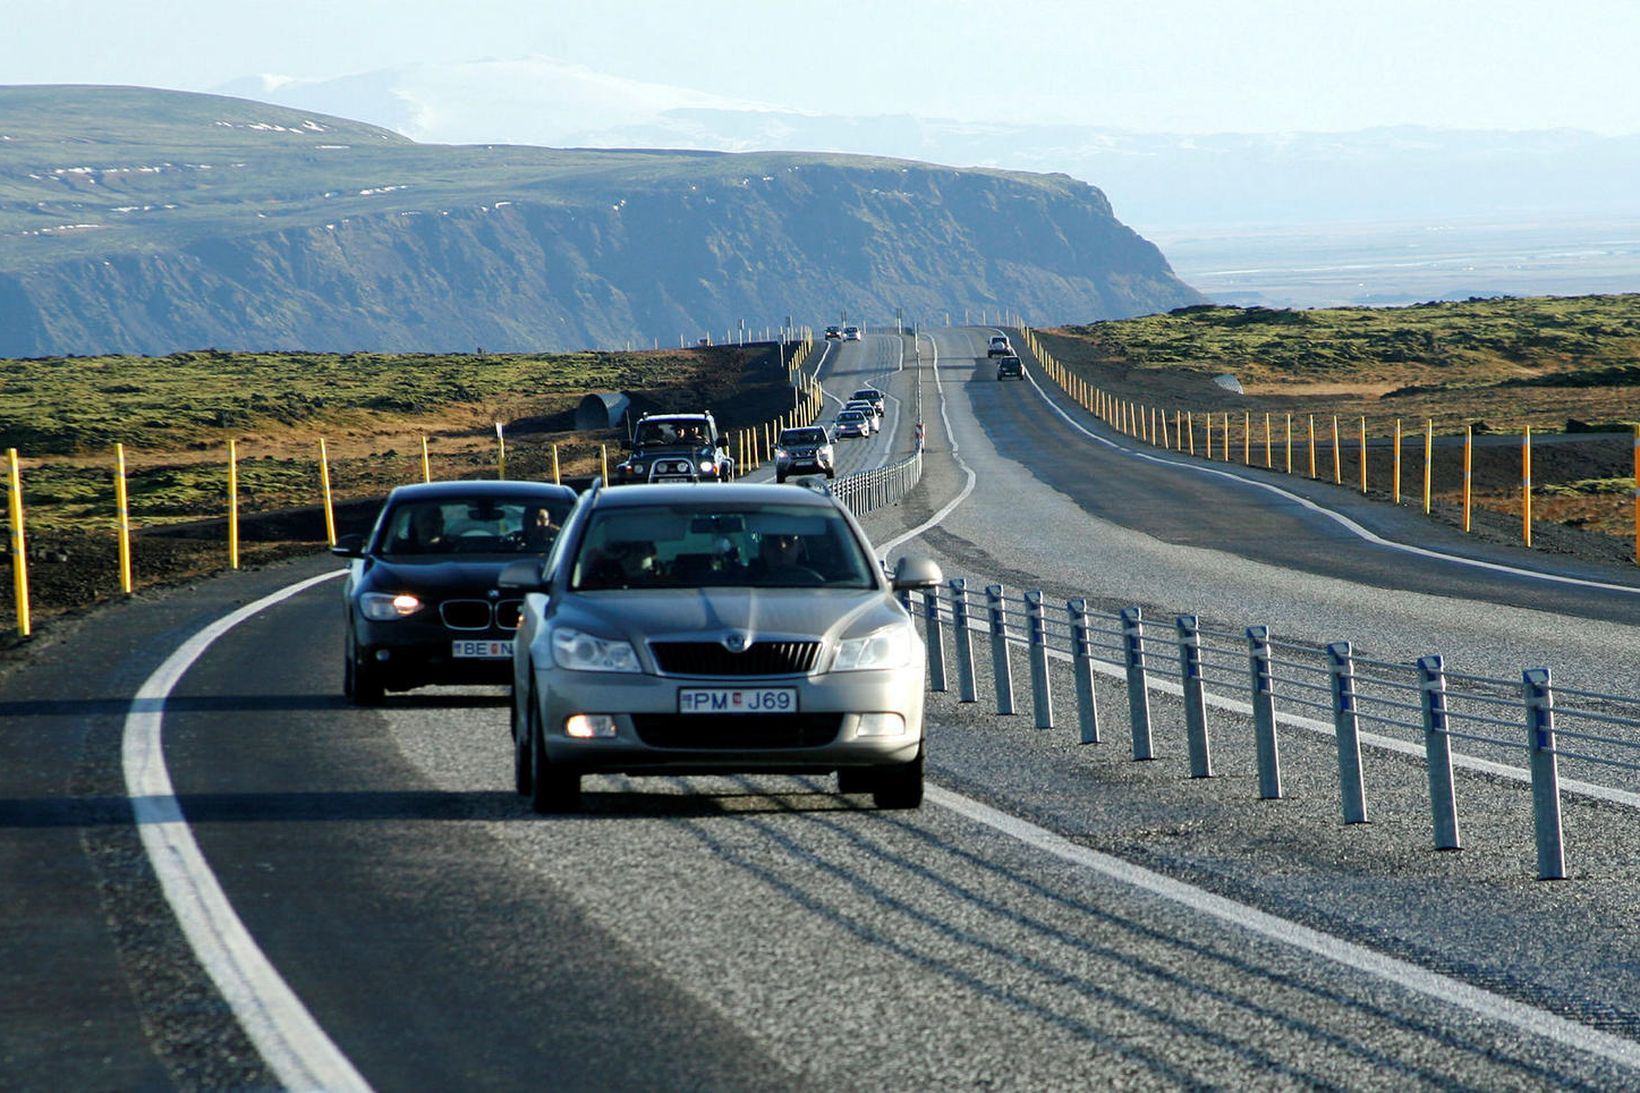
[995,355,1023,380]
[613,412,734,484]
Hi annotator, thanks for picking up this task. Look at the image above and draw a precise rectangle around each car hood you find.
[358,556,527,593]
[554,587,903,650]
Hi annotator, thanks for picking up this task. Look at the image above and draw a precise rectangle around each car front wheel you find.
[512,684,531,795]
[871,750,924,810]
[529,689,581,813]
[344,630,383,705]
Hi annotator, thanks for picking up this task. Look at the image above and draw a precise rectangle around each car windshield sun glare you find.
[551,626,641,672]
[832,624,913,671]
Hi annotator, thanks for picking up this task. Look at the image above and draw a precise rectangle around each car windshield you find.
[837,411,864,422]
[782,428,827,445]
[852,390,878,400]
[635,419,707,447]
[570,503,876,590]
[378,497,572,556]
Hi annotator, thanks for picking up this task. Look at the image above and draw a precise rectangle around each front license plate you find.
[678,687,798,715]
[452,639,513,659]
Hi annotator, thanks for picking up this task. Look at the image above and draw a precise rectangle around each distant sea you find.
[1144,215,1640,309]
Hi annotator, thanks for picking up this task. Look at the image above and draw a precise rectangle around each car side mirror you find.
[890,556,942,591]
[498,558,551,593]
[330,533,365,559]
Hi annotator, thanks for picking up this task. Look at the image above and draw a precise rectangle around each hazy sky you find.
[5,0,1639,135]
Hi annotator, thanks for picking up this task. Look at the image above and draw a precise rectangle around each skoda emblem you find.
[722,631,750,653]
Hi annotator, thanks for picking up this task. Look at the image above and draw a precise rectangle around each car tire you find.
[512,684,532,796]
[528,691,581,814]
[871,750,924,810]
[344,631,383,706]
[824,468,835,480]
[776,472,787,484]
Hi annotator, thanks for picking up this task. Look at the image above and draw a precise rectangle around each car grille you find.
[650,641,821,676]
[632,714,842,749]
[440,599,520,631]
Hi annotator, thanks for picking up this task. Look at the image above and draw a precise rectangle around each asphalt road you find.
[6,328,1640,1089]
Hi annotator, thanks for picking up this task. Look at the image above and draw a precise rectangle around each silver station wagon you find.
[501,482,942,813]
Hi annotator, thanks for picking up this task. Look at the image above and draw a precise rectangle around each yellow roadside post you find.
[1633,424,1639,564]
[1186,412,1195,456]
[600,443,609,483]
[1522,426,1533,547]
[1159,409,1169,449]
[318,439,336,548]
[7,448,30,637]
[1243,412,1250,464]
[1423,419,1433,515]
[495,423,507,480]
[1174,410,1182,451]
[1331,415,1342,485]
[1393,419,1403,503]
[1285,413,1293,473]
[1463,427,1473,532]
[1264,413,1272,468]
[420,436,431,483]
[551,443,561,485]
[1359,416,1368,493]
[115,443,133,593]
[1307,415,1317,479]
[227,439,239,570]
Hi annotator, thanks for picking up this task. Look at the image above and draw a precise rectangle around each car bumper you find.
[356,619,516,688]
[534,666,925,774]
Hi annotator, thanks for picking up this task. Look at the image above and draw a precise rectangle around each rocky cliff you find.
[0,86,1202,356]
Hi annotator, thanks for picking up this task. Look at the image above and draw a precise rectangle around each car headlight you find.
[774,447,788,459]
[360,592,423,620]
[699,460,716,474]
[550,627,641,673]
[832,623,914,671]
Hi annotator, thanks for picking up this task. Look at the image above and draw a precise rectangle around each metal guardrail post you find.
[1247,626,1282,799]
[1326,642,1369,824]
[949,578,976,703]
[1523,668,1566,880]
[1120,607,1154,760]
[1026,590,1053,729]
[1176,615,1212,778]
[1069,598,1100,744]
[986,584,1015,715]
[1417,655,1462,850]
[923,585,947,693]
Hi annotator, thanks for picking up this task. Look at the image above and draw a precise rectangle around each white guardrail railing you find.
[830,450,924,517]
[901,579,1640,882]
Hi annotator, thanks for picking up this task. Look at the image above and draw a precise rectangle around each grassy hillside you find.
[1047,294,1640,433]
[1038,294,1640,546]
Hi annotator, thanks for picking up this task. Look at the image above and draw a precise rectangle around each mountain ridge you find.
[0,85,1202,356]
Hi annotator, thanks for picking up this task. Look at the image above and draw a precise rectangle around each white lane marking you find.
[878,331,977,558]
[1019,360,1640,597]
[122,568,371,1092]
[871,337,905,470]
[929,785,1640,1071]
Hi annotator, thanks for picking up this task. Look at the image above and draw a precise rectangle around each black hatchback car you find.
[334,480,577,703]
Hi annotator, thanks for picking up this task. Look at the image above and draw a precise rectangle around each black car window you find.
[571,504,874,590]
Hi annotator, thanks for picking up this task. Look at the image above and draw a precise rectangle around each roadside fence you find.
[907,577,1640,881]
[1015,327,1640,566]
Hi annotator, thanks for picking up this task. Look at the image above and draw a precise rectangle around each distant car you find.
[834,409,870,439]
[334,480,578,703]
[501,481,943,812]
[825,325,843,340]
[995,355,1023,380]
[613,412,733,484]
[775,426,836,482]
[849,387,886,416]
[843,326,863,341]
[987,335,1013,357]
[843,400,879,433]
